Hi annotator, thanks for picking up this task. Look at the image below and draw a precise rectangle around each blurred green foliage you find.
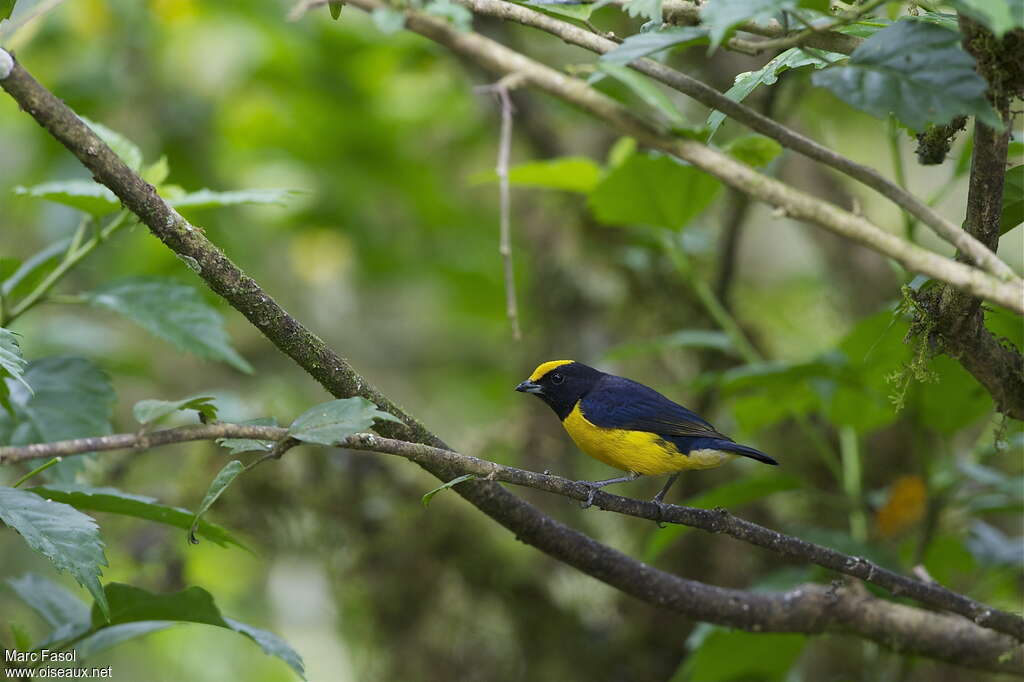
[0,1,1021,681]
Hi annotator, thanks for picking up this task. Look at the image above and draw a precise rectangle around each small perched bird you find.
[516,360,777,507]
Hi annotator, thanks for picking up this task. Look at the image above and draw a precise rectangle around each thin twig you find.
[444,0,1020,287]
[2,423,1023,645]
[477,74,525,340]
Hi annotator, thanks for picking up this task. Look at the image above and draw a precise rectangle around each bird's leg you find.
[651,474,680,528]
[577,472,641,509]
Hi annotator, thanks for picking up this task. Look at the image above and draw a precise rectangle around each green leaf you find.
[90,583,305,679]
[588,152,721,229]
[80,117,143,172]
[601,26,708,65]
[7,573,91,645]
[13,181,120,216]
[1001,165,1023,235]
[597,63,685,126]
[700,0,797,50]
[604,329,735,360]
[1,0,13,22]
[132,395,218,425]
[622,0,662,23]
[169,188,299,211]
[643,473,799,561]
[678,625,806,681]
[1,239,69,300]
[74,622,175,660]
[83,277,252,373]
[424,0,472,31]
[287,397,402,446]
[811,20,1002,132]
[26,484,247,550]
[471,157,603,193]
[0,327,30,413]
[707,47,838,137]
[189,460,245,545]
[0,357,116,483]
[724,134,783,166]
[328,0,344,20]
[217,417,279,456]
[142,156,170,185]
[371,6,405,33]
[911,355,992,434]
[422,473,476,507]
[0,486,109,620]
[950,0,1023,37]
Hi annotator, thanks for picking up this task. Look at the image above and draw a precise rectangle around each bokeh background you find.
[1,1,1021,681]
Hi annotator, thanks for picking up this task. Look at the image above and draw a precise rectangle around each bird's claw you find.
[651,499,669,528]
[578,482,598,509]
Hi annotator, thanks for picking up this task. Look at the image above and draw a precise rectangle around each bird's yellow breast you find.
[562,402,733,475]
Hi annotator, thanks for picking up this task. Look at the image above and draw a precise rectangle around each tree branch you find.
[2,49,1022,674]
[445,0,1019,285]
[335,3,1024,312]
[3,424,1023,647]
[657,0,865,55]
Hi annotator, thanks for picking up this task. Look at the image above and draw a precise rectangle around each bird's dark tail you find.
[717,441,778,465]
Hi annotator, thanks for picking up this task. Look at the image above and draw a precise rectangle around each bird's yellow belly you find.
[562,403,734,475]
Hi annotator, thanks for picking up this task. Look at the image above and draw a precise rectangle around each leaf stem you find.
[11,457,61,487]
[5,211,130,324]
[888,118,915,242]
[840,425,867,542]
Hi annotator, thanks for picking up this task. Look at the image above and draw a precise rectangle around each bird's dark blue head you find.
[515,360,604,420]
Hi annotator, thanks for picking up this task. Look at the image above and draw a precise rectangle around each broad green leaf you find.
[189,460,245,544]
[0,357,115,483]
[0,327,30,413]
[604,329,735,360]
[985,305,1024,349]
[601,27,708,65]
[724,134,782,166]
[13,181,119,216]
[912,355,991,435]
[1,239,69,300]
[950,0,1022,37]
[425,0,472,31]
[90,583,305,679]
[588,152,721,229]
[169,188,298,211]
[27,484,246,550]
[217,417,279,456]
[471,157,602,193]
[371,6,405,33]
[0,486,109,619]
[707,47,838,137]
[74,622,175,660]
[1001,165,1023,235]
[678,625,806,682]
[700,0,796,50]
[80,117,143,172]
[83,277,252,373]
[287,397,402,446]
[644,473,799,561]
[598,63,685,126]
[132,395,218,425]
[811,20,1002,132]
[328,0,344,20]
[1,1,13,22]
[7,573,91,645]
[142,156,170,185]
[422,473,476,507]
[622,0,661,22]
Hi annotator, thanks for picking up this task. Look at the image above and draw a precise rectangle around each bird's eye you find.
[550,373,564,385]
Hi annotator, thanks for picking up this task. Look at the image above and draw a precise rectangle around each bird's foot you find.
[651,499,669,528]
[577,482,599,509]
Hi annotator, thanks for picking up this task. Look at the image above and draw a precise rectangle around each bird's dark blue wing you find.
[580,375,729,440]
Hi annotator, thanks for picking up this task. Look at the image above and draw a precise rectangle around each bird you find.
[515,360,777,508]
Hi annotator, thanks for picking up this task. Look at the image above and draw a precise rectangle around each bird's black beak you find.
[515,380,543,395]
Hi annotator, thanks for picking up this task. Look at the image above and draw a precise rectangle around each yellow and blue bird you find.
[516,360,777,506]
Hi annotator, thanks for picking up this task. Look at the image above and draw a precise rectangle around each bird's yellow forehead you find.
[528,360,574,382]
